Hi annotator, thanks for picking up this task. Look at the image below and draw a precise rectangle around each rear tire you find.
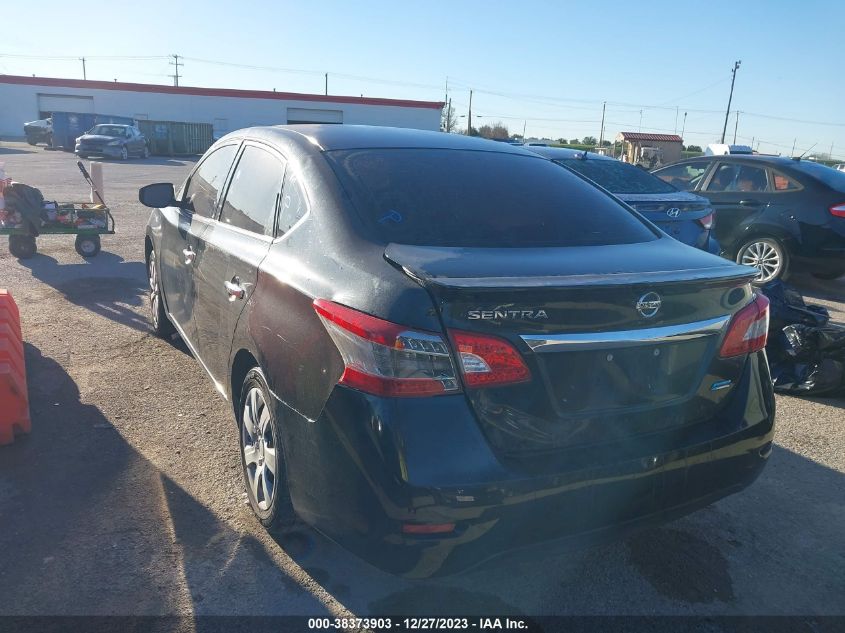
[74,234,101,258]
[735,237,789,284]
[239,367,296,532]
[9,235,36,259]
[147,249,175,337]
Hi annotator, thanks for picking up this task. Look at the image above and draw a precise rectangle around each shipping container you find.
[50,112,135,150]
[137,120,214,156]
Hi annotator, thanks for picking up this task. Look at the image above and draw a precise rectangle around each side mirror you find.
[139,182,178,209]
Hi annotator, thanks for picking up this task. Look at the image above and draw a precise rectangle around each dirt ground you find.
[0,142,843,624]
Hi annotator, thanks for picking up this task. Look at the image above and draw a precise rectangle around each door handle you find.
[182,247,196,265]
[225,278,246,301]
[739,199,762,206]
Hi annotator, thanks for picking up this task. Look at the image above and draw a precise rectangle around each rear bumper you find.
[280,352,775,577]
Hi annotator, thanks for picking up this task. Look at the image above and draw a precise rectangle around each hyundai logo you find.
[636,292,662,318]
[666,207,681,218]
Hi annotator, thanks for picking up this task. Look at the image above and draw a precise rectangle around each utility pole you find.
[680,111,687,141]
[325,73,328,95]
[792,138,797,156]
[638,109,643,132]
[829,141,834,160]
[169,54,182,87]
[522,120,527,141]
[80,57,87,80]
[598,101,606,148]
[733,111,740,144]
[720,60,741,143]
[674,106,679,135]
[467,89,473,136]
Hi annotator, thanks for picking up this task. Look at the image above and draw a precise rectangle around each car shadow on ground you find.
[0,343,332,618]
[0,146,32,155]
[264,443,845,617]
[18,251,151,333]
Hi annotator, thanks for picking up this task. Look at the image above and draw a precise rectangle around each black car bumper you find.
[278,352,775,577]
[75,143,123,158]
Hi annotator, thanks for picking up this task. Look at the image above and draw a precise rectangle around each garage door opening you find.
[37,93,95,118]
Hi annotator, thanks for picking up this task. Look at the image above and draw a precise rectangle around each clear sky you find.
[3,0,844,158]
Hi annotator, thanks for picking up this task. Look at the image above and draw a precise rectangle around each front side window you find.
[183,144,239,218]
[326,149,657,248]
[219,145,285,236]
[655,161,709,190]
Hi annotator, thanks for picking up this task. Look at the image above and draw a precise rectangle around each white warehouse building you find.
[0,75,444,140]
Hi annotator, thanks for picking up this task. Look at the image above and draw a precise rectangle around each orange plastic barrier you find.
[0,290,30,445]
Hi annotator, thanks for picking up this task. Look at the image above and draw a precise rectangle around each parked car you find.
[654,155,845,282]
[140,125,775,576]
[23,117,52,146]
[527,146,719,253]
[75,124,149,160]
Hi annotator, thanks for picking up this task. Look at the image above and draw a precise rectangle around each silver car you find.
[75,124,149,160]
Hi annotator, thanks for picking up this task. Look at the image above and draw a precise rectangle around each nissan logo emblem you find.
[636,292,662,318]
[666,207,681,218]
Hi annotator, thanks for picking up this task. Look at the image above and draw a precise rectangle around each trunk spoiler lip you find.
[385,249,757,290]
[395,267,756,289]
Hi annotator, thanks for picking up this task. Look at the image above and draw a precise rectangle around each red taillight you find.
[697,213,714,229]
[719,294,770,358]
[313,299,460,397]
[449,330,531,388]
[830,203,845,218]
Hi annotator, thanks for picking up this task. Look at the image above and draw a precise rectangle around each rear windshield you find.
[325,149,657,247]
[555,158,677,194]
[789,161,845,192]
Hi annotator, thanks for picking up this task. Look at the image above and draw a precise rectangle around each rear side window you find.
[219,145,286,236]
[556,158,676,194]
[184,144,238,218]
[706,163,769,193]
[277,171,308,237]
[326,149,657,248]
[772,170,800,191]
[656,161,709,191]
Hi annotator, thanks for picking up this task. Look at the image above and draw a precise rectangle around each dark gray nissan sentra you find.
[140,125,775,576]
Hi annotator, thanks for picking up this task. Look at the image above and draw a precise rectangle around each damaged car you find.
[140,126,775,576]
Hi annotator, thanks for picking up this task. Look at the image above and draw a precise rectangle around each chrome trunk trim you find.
[520,315,730,352]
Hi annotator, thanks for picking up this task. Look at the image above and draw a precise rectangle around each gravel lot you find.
[0,142,843,621]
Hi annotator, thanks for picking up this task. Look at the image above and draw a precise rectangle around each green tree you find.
[686,144,702,152]
[569,138,580,144]
[582,136,597,146]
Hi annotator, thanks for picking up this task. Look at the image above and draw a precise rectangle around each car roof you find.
[661,154,805,169]
[524,145,616,161]
[227,124,542,156]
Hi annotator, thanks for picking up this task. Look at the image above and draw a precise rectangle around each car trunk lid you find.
[385,239,757,456]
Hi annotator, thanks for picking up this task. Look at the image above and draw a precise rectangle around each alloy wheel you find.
[738,239,782,283]
[241,386,277,511]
